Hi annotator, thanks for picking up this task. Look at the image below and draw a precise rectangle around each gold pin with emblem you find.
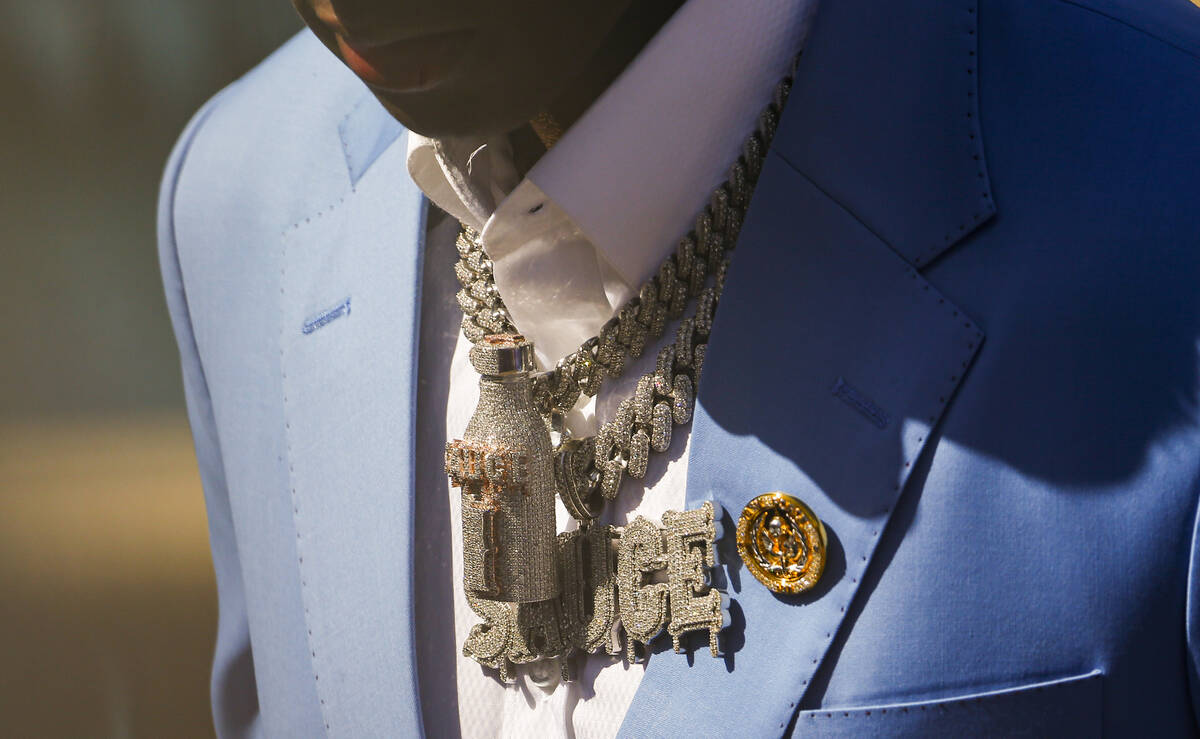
[736,492,827,594]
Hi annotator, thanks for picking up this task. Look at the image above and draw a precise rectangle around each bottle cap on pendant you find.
[469,333,535,376]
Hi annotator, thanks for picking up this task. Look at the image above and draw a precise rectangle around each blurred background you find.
[0,2,302,735]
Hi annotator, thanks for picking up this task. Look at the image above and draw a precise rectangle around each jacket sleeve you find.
[157,88,261,739]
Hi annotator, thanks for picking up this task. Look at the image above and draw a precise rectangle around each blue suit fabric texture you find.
[157,0,1200,736]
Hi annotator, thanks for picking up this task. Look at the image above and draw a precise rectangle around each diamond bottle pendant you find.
[445,333,559,603]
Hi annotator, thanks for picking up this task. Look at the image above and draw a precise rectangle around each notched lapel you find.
[621,150,983,736]
[280,132,426,737]
[339,92,405,187]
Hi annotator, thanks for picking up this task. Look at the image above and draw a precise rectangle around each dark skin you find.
[292,0,686,166]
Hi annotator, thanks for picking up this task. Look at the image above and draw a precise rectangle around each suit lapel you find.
[339,92,405,188]
[621,0,992,734]
[280,113,426,736]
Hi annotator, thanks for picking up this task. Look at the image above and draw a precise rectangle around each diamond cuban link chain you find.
[452,71,792,524]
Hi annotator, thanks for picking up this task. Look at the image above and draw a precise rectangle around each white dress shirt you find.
[409,1,816,736]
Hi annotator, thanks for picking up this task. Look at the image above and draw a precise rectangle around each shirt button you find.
[736,492,828,594]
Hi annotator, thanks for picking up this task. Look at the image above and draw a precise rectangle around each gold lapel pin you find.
[736,492,827,594]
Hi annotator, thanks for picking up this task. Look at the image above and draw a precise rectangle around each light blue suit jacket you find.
[159,0,1200,735]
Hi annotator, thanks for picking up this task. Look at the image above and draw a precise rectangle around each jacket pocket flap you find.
[792,671,1102,737]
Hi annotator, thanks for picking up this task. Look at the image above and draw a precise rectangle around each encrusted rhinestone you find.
[669,282,688,319]
[637,282,658,325]
[626,316,648,358]
[633,376,655,426]
[532,372,554,417]
[574,352,602,397]
[658,260,677,302]
[758,107,779,144]
[743,133,764,181]
[454,260,474,286]
[651,402,673,453]
[613,397,636,439]
[705,231,724,275]
[774,77,791,111]
[646,298,667,341]
[465,249,490,274]
[695,288,717,339]
[726,209,743,249]
[595,423,617,464]
[455,230,475,258]
[628,429,650,479]
[551,364,581,411]
[600,457,624,499]
[617,302,639,345]
[714,258,730,296]
[688,254,707,297]
[597,319,625,376]
[461,316,486,343]
[675,237,695,280]
[674,319,694,369]
[729,160,749,209]
[456,288,482,315]
[695,212,712,254]
[672,374,694,426]
[711,187,729,233]
[654,345,675,396]
[474,308,504,333]
[693,344,708,388]
[469,278,495,304]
